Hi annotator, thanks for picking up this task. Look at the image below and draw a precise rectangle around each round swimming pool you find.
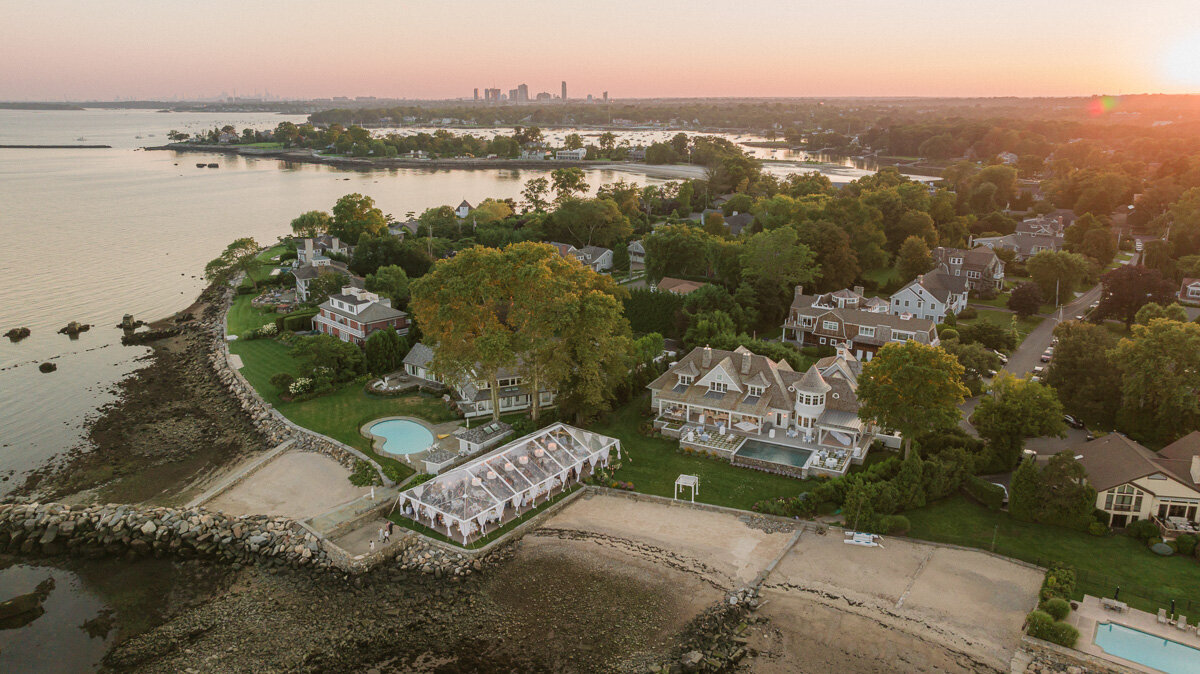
[367,419,434,455]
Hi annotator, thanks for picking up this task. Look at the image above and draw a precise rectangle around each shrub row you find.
[1026,609,1080,647]
[963,475,1005,511]
[274,310,318,333]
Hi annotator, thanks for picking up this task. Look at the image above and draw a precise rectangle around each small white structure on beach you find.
[396,423,621,543]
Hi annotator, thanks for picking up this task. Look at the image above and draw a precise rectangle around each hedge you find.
[1026,610,1080,647]
[275,309,318,333]
[1039,597,1071,621]
[1039,563,1076,603]
[963,474,1005,510]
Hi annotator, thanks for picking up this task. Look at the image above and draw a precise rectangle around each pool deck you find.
[1068,594,1200,673]
[360,416,464,469]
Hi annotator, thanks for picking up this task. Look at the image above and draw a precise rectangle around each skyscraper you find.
[602,91,608,103]
[561,80,567,101]
[517,83,529,102]
[473,88,479,101]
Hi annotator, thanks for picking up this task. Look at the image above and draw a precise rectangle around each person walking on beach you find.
[369,539,375,553]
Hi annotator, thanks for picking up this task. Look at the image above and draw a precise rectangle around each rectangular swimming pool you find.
[1093,622,1200,674]
[735,440,812,468]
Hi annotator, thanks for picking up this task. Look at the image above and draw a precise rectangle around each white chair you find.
[1178,616,1188,631]
[1159,608,1170,624]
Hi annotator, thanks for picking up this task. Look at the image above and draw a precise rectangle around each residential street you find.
[1002,282,1102,378]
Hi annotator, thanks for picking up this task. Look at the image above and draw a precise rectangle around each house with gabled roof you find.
[1178,277,1200,305]
[783,286,939,361]
[1072,432,1200,535]
[292,259,363,302]
[313,286,408,345]
[647,344,883,478]
[455,200,473,219]
[931,245,1005,291]
[628,240,646,269]
[655,277,708,295]
[402,342,557,418]
[889,271,969,322]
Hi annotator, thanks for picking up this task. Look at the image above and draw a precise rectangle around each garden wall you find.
[208,285,393,486]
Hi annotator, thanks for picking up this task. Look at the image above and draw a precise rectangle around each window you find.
[801,317,813,327]
[678,374,693,386]
[747,385,763,397]
[967,271,980,279]
[822,320,838,331]
[1104,485,1143,513]
[950,257,963,265]
[892,331,914,342]
[709,381,727,394]
[858,326,875,338]
[819,337,826,344]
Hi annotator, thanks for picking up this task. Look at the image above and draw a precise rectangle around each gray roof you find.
[725,213,754,235]
[293,260,350,281]
[628,240,645,255]
[795,366,831,394]
[320,297,406,324]
[403,342,435,368]
[580,245,611,261]
[899,271,968,303]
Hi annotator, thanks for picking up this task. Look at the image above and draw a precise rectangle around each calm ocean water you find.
[0,109,897,494]
[0,109,673,492]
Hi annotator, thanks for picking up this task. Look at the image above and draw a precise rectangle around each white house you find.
[555,148,587,161]
[628,240,646,268]
[455,200,473,219]
[647,345,881,478]
[297,236,352,264]
[579,246,613,273]
[1073,432,1200,536]
[292,259,360,302]
[888,271,969,322]
[1179,278,1200,304]
[519,149,548,160]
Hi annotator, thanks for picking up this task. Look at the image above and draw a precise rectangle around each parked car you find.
[992,349,1008,364]
[1063,414,1085,429]
[991,483,1010,507]
[1040,351,1053,363]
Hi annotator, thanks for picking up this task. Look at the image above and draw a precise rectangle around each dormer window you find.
[859,326,875,338]
[950,257,963,265]
[822,320,838,331]
[678,374,693,386]
[747,385,763,397]
[709,381,727,394]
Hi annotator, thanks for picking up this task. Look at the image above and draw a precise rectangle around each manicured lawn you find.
[860,265,900,289]
[239,142,284,149]
[960,308,1044,341]
[906,496,1200,618]
[226,294,283,336]
[591,400,821,511]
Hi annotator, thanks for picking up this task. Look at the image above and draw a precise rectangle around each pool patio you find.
[1068,594,1200,673]
[360,416,462,468]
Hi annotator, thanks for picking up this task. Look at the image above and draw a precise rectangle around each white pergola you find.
[396,422,621,543]
[674,474,699,502]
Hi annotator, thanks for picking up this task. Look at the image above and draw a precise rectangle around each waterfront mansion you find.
[783,286,939,361]
[403,342,556,419]
[648,345,894,478]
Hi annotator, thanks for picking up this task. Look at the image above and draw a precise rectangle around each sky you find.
[2,0,1200,100]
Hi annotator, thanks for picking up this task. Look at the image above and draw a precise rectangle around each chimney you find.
[1192,456,1200,485]
[794,285,804,300]
[702,346,712,368]
[331,236,340,251]
[853,285,864,296]
[304,238,314,260]
[741,351,752,374]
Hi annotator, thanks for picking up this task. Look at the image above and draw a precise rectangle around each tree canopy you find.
[857,342,969,459]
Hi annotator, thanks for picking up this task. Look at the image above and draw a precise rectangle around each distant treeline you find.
[0,102,85,110]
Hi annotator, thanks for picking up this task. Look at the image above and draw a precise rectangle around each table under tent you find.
[395,422,621,544]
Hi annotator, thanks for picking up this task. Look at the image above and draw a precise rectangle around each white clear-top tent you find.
[396,422,621,543]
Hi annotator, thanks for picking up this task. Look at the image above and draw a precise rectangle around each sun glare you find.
[1163,34,1200,88]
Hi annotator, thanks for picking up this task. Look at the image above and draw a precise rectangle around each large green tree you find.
[551,167,590,202]
[364,328,406,376]
[857,341,969,459]
[364,265,410,310]
[739,227,819,326]
[1044,321,1122,427]
[329,193,388,243]
[542,197,632,248]
[204,237,261,288]
[973,372,1066,469]
[1026,249,1091,305]
[290,210,332,238]
[1112,317,1200,442]
[896,235,934,283]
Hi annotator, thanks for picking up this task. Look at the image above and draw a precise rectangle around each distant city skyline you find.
[2,1,1199,101]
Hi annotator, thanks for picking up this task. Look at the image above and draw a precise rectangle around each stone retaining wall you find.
[1019,636,1141,674]
[0,502,334,570]
[207,285,392,486]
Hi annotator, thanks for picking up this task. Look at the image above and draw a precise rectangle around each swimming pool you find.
[1094,622,1200,674]
[735,440,812,468]
[367,419,434,455]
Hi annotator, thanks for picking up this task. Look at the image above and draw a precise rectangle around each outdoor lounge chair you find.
[1177,616,1188,630]
[1159,608,1170,623]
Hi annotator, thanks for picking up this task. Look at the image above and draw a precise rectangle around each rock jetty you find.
[4,327,30,342]
[0,502,333,569]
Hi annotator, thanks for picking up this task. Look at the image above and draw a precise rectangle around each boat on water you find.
[207,163,219,168]
[195,163,206,168]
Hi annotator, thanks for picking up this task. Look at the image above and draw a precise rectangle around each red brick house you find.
[313,287,408,345]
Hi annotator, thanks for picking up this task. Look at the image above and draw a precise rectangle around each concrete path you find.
[186,439,294,508]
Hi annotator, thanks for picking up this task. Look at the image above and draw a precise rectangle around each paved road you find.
[1003,283,1103,378]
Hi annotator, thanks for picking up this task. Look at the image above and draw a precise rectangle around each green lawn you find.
[861,266,900,290]
[239,142,284,149]
[226,294,283,336]
[591,400,820,511]
[906,496,1200,619]
[960,308,1044,342]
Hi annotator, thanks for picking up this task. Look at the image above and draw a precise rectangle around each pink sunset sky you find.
[2,0,1199,100]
